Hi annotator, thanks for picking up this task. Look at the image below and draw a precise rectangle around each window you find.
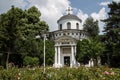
[76,33,78,35]
[67,22,71,29]
[76,23,79,29]
[63,33,66,35]
[60,24,62,30]
[67,33,69,35]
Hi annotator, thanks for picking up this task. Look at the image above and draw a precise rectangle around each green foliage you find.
[83,17,99,38]
[0,67,120,80]
[76,39,90,63]
[39,40,55,65]
[0,5,54,67]
[46,40,55,65]
[23,56,39,66]
[76,38,105,65]
[0,6,24,52]
[0,6,25,69]
[103,1,120,67]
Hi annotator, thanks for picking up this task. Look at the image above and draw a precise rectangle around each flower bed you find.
[0,66,120,80]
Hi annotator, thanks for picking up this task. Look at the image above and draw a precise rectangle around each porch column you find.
[58,46,61,67]
[74,46,76,66]
[75,46,76,56]
[55,46,58,64]
[71,45,74,67]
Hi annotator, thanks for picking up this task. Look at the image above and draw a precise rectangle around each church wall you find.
[50,30,88,41]
[58,19,83,30]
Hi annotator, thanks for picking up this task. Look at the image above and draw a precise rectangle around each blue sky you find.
[0,0,119,33]
[70,0,111,14]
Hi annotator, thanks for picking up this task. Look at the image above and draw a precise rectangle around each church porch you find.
[53,45,77,68]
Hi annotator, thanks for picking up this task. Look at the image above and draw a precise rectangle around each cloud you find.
[113,0,120,3]
[91,7,107,34]
[0,0,70,31]
[77,9,88,25]
[76,7,107,34]
[100,1,110,6]
[0,0,108,34]
[91,7,107,21]
[23,0,70,31]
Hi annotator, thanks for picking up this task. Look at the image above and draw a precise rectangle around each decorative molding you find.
[55,35,77,43]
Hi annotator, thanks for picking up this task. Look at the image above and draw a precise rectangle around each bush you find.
[23,56,39,66]
[0,66,120,80]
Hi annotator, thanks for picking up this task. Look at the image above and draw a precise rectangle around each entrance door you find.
[64,56,70,66]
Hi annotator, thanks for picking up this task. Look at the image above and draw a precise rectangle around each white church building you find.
[50,8,87,68]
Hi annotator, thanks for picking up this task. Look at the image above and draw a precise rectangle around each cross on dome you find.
[66,7,73,15]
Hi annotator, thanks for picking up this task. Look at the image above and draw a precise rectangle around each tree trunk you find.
[6,48,10,70]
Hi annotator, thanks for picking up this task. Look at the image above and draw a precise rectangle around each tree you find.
[83,17,99,38]
[0,6,24,69]
[76,39,90,64]
[45,40,55,65]
[0,6,54,68]
[76,38,105,66]
[15,6,49,57]
[103,1,120,67]
[39,40,55,65]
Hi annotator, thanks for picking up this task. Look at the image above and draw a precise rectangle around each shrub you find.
[23,56,39,66]
[0,66,120,80]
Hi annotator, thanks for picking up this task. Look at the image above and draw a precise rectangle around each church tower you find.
[51,7,87,68]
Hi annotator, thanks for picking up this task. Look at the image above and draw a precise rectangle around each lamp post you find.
[43,34,46,74]
[35,33,46,74]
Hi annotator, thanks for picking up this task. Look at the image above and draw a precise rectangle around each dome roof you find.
[57,14,82,23]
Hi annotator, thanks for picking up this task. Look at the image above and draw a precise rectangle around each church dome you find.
[57,14,82,23]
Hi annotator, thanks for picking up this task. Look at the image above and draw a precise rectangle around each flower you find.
[17,77,20,80]
[18,73,21,76]
[103,71,109,75]
[110,72,115,75]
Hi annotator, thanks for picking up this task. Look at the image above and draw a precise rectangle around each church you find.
[50,7,87,68]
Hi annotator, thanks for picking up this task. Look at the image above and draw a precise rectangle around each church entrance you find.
[64,56,70,66]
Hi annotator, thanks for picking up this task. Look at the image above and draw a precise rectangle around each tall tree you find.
[0,6,54,68]
[0,6,24,69]
[16,6,49,56]
[103,1,120,67]
[14,6,54,66]
[83,17,99,38]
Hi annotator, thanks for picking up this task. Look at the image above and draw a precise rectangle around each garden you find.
[0,66,120,80]
[0,1,120,80]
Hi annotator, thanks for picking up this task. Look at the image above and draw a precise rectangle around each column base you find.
[53,63,62,68]
[70,60,79,68]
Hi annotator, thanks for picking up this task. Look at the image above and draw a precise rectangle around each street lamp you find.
[35,33,46,74]
[43,34,46,74]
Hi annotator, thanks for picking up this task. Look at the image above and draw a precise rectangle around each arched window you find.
[76,23,79,29]
[60,24,62,30]
[67,22,71,29]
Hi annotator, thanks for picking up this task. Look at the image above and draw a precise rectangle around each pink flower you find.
[110,72,115,75]
[103,71,109,75]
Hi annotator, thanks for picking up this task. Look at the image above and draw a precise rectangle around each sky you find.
[0,0,120,34]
